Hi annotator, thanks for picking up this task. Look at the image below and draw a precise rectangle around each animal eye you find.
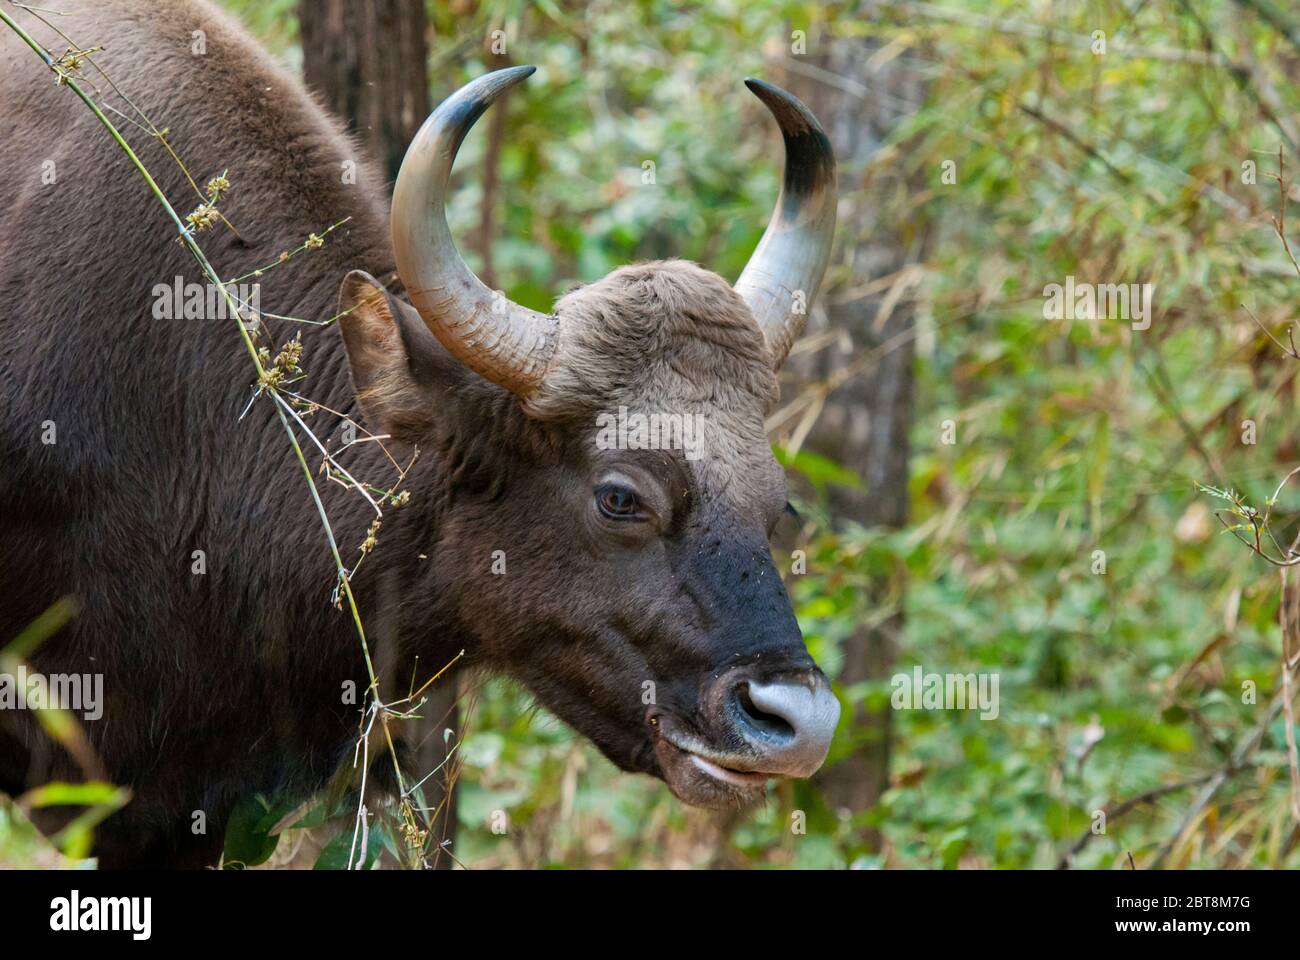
[595,484,642,520]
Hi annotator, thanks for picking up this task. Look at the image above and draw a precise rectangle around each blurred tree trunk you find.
[783,35,930,852]
[472,47,511,288]
[298,0,430,185]
[298,0,460,869]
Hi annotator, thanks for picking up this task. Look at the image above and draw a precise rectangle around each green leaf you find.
[222,794,281,869]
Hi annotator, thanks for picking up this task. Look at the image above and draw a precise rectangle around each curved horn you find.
[734,78,837,369]
[391,65,558,397]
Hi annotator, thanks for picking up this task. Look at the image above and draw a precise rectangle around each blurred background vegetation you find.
[7,0,1300,869]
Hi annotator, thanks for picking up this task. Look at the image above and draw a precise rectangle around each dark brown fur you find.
[1,0,407,867]
[0,0,821,867]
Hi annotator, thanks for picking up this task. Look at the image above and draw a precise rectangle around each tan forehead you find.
[590,392,785,517]
[691,418,787,515]
[527,259,780,422]
[550,258,787,512]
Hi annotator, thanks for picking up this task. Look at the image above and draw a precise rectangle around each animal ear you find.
[337,270,442,443]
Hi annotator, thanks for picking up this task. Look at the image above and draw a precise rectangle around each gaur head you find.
[338,67,840,809]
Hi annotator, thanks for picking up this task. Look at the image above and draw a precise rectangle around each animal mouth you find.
[686,753,772,788]
[649,717,776,807]
[642,669,839,808]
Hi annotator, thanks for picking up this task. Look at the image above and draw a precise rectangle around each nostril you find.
[715,674,840,777]
[732,682,796,740]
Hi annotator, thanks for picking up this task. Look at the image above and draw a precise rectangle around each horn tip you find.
[481,64,536,96]
[743,77,782,106]
[744,77,814,131]
[448,65,536,127]
[744,76,789,100]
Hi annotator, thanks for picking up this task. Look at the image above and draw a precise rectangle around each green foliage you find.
[215,0,1300,868]
[222,794,288,869]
